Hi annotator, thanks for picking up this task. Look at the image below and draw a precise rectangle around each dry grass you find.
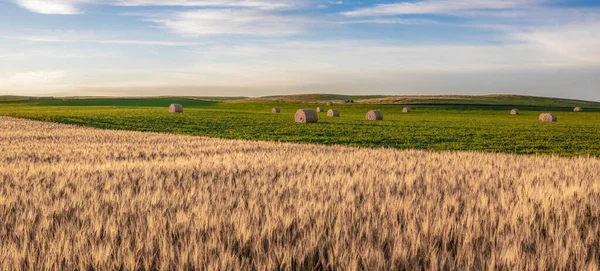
[1,117,599,270]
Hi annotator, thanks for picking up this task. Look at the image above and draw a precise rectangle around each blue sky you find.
[1,0,600,101]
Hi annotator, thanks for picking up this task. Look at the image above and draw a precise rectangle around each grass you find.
[0,97,599,156]
[1,117,599,270]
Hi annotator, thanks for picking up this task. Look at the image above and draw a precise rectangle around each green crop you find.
[1,98,599,156]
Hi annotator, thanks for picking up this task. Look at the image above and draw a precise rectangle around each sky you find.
[1,0,600,101]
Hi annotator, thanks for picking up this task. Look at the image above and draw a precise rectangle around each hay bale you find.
[327,101,333,106]
[366,110,383,120]
[510,109,519,115]
[169,104,183,113]
[327,109,340,117]
[316,107,325,112]
[272,108,280,113]
[295,109,318,123]
[539,113,557,122]
[402,107,411,113]
[62,98,68,102]
[574,107,582,112]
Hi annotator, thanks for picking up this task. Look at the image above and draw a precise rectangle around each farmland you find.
[1,95,599,156]
[1,116,599,269]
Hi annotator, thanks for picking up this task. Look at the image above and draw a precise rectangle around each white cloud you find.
[342,0,540,17]
[145,9,309,36]
[12,0,90,15]
[11,0,316,37]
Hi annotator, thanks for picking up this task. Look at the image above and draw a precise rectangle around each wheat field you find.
[0,116,599,270]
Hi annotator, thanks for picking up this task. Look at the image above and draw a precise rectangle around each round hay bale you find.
[316,107,325,112]
[574,107,582,112]
[272,107,280,113]
[539,113,557,122]
[327,101,333,106]
[366,110,383,121]
[510,109,519,115]
[62,98,68,102]
[402,107,411,113]
[169,104,183,113]
[327,109,340,117]
[295,109,318,123]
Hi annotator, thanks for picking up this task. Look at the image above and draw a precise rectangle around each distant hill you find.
[359,94,600,108]
[241,94,385,103]
[54,96,245,102]
[0,95,29,102]
[239,94,600,108]
[4,94,599,108]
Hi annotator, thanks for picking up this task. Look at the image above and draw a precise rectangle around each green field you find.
[1,96,599,156]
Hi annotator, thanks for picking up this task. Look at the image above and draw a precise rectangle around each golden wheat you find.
[0,116,599,270]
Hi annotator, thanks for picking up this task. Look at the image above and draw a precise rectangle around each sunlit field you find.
[1,116,599,270]
[1,96,599,156]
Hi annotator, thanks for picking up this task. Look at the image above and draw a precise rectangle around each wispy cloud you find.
[12,0,306,14]
[0,34,206,46]
[144,9,311,36]
[189,40,597,72]
[510,22,600,64]
[112,0,296,9]
[0,70,69,87]
[337,18,438,25]
[88,39,205,46]
[342,0,541,17]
